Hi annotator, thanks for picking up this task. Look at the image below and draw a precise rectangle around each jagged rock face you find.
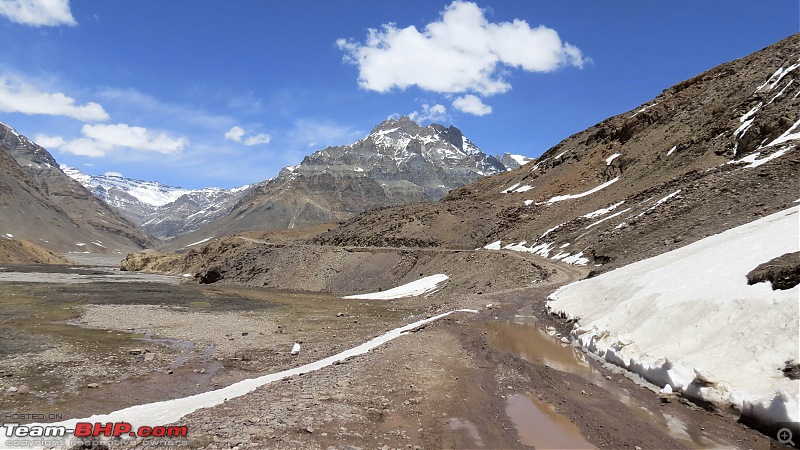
[315,34,800,272]
[62,167,249,240]
[0,122,156,254]
[168,117,508,247]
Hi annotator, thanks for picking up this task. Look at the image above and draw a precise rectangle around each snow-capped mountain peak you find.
[61,166,250,240]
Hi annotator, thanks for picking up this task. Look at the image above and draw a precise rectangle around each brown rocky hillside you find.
[0,122,156,254]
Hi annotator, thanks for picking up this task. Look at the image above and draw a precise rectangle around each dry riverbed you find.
[0,254,782,449]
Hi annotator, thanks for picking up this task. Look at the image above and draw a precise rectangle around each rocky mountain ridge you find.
[165,117,511,248]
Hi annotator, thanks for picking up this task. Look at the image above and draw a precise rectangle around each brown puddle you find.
[479,320,592,376]
[506,394,594,449]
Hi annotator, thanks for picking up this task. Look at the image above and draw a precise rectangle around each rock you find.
[485,303,494,309]
[17,385,29,394]
[87,383,100,389]
[7,386,17,393]
[291,342,301,355]
[129,348,145,355]
[144,353,155,361]
[166,369,174,375]
[198,266,225,284]
[305,426,314,434]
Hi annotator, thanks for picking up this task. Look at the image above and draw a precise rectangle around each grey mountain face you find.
[61,167,250,241]
[166,117,511,248]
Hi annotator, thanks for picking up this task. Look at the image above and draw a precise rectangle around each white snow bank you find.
[4,309,478,449]
[548,206,800,431]
[545,177,620,205]
[483,240,502,250]
[184,237,213,248]
[343,274,449,299]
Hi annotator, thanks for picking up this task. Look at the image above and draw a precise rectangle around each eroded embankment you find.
[121,237,551,296]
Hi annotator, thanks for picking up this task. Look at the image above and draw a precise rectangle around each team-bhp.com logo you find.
[3,421,188,438]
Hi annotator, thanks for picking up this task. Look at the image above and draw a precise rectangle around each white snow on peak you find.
[514,184,533,193]
[508,154,533,166]
[343,274,449,300]
[548,206,800,430]
[545,177,620,205]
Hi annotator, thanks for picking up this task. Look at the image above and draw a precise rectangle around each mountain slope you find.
[62,167,250,240]
[0,122,156,254]
[167,117,508,248]
[315,34,800,272]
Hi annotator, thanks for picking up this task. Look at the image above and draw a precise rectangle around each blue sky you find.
[0,1,797,189]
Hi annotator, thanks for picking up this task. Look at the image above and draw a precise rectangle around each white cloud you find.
[337,1,586,96]
[452,94,492,116]
[244,134,271,146]
[224,126,246,142]
[409,103,448,123]
[59,123,188,157]
[0,76,109,121]
[224,125,271,146]
[104,171,123,178]
[0,0,76,26]
[33,134,65,149]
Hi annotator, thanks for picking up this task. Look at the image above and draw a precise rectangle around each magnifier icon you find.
[778,428,795,446]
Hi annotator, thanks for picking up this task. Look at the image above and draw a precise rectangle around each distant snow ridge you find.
[61,166,249,239]
[548,206,800,432]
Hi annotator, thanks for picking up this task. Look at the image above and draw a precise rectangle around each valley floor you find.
[0,251,780,449]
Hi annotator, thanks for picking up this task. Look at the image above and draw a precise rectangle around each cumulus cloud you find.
[0,76,109,121]
[33,134,66,149]
[224,126,246,142]
[337,1,586,96]
[452,94,492,116]
[224,125,271,146]
[409,103,448,123]
[0,0,76,26]
[57,123,189,157]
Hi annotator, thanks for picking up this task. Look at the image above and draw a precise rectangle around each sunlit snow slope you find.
[548,206,800,431]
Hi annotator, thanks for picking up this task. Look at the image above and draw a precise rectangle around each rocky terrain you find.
[61,167,251,240]
[0,122,155,258]
[167,117,510,249]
